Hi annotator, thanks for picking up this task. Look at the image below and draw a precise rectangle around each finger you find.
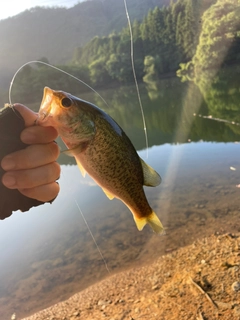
[20,126,58,144]
[1,142,60,171]
[18,182,60,202]
[2,162,61,189]
[13,104,38,127]
[13,104,59,144]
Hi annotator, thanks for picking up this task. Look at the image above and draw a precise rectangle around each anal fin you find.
[102,188,115,200]
[76,159,87,177]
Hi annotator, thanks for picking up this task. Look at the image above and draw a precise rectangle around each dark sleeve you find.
[0,105,53,220]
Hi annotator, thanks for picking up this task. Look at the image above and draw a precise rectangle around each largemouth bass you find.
[38,87,164,233]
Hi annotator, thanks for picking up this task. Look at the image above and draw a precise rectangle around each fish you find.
[37,87,164,233]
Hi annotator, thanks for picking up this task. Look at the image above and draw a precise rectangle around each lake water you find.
[1,69,240,318]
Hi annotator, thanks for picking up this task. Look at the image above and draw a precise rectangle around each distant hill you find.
[0,0,170,87]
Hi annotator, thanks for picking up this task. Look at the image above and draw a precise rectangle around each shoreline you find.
[21,232,240,320]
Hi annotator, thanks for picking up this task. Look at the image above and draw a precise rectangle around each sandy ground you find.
[20,232,240,320]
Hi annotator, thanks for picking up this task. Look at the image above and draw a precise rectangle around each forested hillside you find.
[0,0,168,87]
[177,0,240,88]
[71,0,221,84]
[1,0,240,107]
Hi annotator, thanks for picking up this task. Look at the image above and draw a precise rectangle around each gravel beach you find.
[21,232,240,320]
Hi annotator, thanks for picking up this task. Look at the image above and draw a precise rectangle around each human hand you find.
[1,104,60,202]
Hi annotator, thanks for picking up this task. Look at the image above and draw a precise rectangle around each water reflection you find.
[1,141,240,318]
[1,69,240,318]
[77,68,240,151]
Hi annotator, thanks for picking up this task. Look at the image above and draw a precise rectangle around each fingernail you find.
[2,174,16,187]
[21,131,36,143]
[1,157,15,170]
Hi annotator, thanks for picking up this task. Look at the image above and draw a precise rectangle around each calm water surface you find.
[1,70,240,318]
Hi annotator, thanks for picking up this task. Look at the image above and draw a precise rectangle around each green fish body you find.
[38,87,164,233]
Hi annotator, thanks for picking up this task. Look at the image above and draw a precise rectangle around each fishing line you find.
[59,169,111,275]
[123,0,149,158]
[7,0,164,273]
[193,113,240,126]
[73,199,111,274]
[8,60,109,108]
[8,60,111,274]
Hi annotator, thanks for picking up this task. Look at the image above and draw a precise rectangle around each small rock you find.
[98,300,106,306]
[165,272,171,277]
[11,314,16,320]
[215,301,232,310]
[232,281,240,292]
[152,285,159,290]
[234,304,240,316]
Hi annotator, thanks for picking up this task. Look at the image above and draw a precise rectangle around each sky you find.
[0,0,83,21]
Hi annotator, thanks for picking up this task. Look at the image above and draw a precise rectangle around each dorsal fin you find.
[140,158,161,187]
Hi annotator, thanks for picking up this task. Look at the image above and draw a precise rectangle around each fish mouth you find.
[37,87,53,125]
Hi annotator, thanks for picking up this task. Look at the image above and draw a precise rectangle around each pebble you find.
[234,304,240,316]
[195,204,205,209]
[152,285,159,290]
[215,301,232,310]
[232,281,240,292]
[165,272,171,277]
[98,300,107,306]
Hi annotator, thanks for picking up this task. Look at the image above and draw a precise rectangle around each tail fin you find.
[133,211,164,234]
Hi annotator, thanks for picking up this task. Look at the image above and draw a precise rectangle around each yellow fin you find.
[102,188,115,200]
[76,159,86,177]
[140,158,161,187]
[133,211,164,234]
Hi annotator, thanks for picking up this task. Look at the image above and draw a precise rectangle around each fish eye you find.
[61,97,72,108]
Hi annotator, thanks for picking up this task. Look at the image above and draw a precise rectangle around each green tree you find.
[89,57,111,86]
[193,0,240,76]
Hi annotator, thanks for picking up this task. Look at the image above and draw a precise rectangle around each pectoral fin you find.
[102,188,115,200]
[140,158,161,187]
[62,142,89,157]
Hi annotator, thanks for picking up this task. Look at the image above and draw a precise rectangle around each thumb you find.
[13,104,38,127]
